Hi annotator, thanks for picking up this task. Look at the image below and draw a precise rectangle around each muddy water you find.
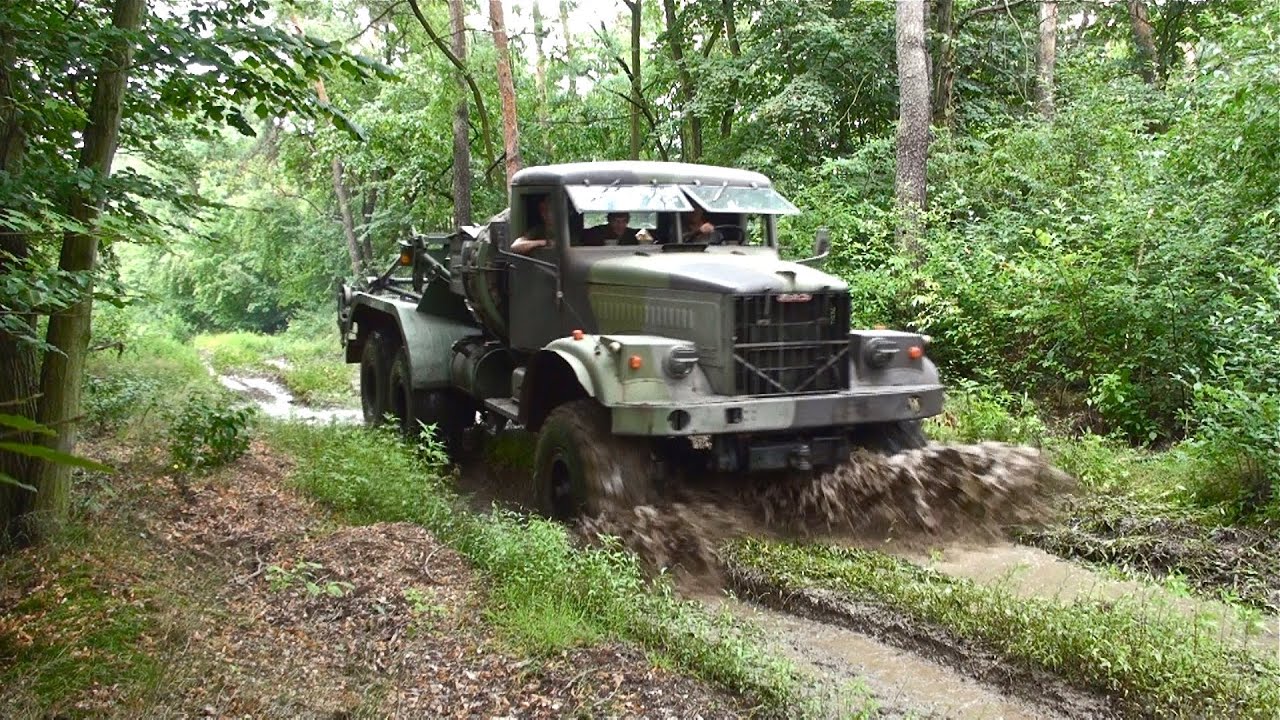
[216,373,362,425]
[885,541,1280,660]
[698,591,1063,720]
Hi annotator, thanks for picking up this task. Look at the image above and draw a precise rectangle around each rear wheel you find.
[533,399,656,519]
[359,330,393,426]
[388,349,475,454]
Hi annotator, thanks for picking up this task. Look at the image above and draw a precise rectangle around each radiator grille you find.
[732,292,851,396]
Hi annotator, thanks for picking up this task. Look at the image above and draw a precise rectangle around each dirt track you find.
[218,372,1280,718]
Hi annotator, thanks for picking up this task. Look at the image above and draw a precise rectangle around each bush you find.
[167,395,255,472]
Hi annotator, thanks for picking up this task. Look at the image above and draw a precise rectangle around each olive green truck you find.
[337,161,943,517]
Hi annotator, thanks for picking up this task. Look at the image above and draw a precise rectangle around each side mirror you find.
[799,227,831,267]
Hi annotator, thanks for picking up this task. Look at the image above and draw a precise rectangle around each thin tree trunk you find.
[0,9,38,542]
[330,157,364,276]
[360,172,377,264]
[489,0,522,186]
[932,0,956,126]
[1035,0,1058,119]
[31,0,145,539]
[1128,0,1157,84]
[719,0,741,139]
[449,0,471,226]
[662,0,701,161]
[624,0,642,159]
[406,0,497,177]
[532,1,548,114]
[311,76,366,277]
[895,0,929,261]
[560,0,574,85]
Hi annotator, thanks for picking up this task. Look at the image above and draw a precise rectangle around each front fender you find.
[540,334,714,406]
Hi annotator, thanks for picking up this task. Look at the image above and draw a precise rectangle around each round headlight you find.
[664,345,699,378]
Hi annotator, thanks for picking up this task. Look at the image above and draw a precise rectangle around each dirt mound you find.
[578,442,1073,575]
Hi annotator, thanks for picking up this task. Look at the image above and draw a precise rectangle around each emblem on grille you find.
[776,293,812,303]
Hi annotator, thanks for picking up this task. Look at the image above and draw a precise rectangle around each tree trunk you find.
[563,0,578,70]
[406,0,497,179]
[932,0,956,126]
[662,0,701,161]
[624,0,642,159]
[1128,0,1157,84]
[489,0,522,187]
[719,0,741,139]
[311,75,366,277]
[360,171,378,264]
[449,0,471,226]
[31,0,145,539]
[330,156,365,276]
[895,0,929,260]
[1035,0,1058,119]
[532,1,548,112]
[0,8,38,543]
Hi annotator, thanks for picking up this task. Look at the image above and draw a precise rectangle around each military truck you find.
[336,161,943,518]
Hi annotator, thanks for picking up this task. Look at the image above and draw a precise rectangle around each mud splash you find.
[578,442,1072,577]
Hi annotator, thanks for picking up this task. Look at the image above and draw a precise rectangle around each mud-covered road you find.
[220,369,1280,718]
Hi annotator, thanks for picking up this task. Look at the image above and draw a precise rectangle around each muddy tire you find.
[360,330,393,426]
[533,399,656,519]
[853,420,929,454]
[388,348,474,453]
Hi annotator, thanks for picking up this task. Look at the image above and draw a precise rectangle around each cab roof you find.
[511,161,774,189]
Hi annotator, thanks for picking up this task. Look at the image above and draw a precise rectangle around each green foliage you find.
[731,539,1280,718]
[266,421,809,714]
[266,560,355,598]
[167,395,255,473]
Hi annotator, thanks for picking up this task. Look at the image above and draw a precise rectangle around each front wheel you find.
[533,399,656,519]
[851,420,929,454]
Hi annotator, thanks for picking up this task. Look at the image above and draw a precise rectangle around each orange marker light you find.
[398,250,413,266]
[628,355,643,370]
[572,329,584,340]
[908,345,924,360]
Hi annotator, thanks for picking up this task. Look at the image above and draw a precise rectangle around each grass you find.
[0,514,198,717]
[728,539,1280,718]
[264,421,812,716]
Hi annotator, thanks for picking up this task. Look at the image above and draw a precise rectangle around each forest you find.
[2,0,1278,717]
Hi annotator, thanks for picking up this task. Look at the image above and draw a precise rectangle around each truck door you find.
[507,189,566,351]
[508,256,561,350]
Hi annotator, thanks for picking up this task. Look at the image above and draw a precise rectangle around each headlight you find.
[664,345,699,378]
[864,338,898,369]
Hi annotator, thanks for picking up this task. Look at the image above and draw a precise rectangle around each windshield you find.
[566,184,692,213]
[680,184,800,215]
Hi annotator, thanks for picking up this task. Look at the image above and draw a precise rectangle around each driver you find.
[511,197,556,254]
[681,206,719,243]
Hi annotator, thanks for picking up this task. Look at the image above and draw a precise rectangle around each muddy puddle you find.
[877,540,1280,660]
[216,372,362,425]
[699,590,1067,719]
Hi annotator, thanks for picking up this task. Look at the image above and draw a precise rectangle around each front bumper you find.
[609,383,944,436]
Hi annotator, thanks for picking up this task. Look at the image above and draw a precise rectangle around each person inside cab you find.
[681,206,719,243]
[510,195,556,254]
[582,212,639,246]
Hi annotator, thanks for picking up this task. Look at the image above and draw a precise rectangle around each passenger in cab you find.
[582,212,639,246]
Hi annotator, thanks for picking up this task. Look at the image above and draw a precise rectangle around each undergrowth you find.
[265,421,811,717]
[729,539,1280,718]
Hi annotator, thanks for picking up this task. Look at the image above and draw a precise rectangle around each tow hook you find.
[789,444,813,471]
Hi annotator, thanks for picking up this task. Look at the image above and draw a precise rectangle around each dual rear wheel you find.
[359,332,474,451]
